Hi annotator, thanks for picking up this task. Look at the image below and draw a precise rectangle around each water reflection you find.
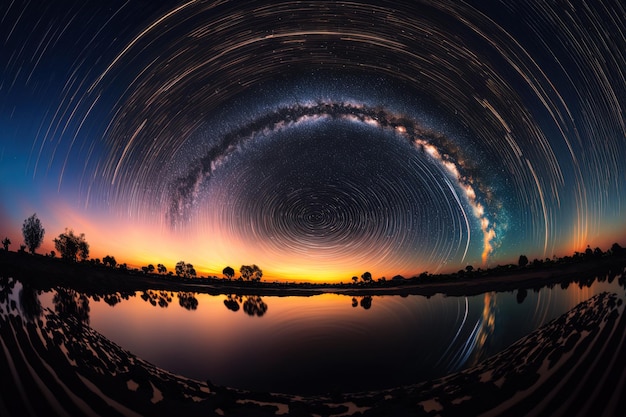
[19,283,42,321]
[178,291,199,310]
[0,273,625,416]
[242,295,268,316]
[140,289,173,307]
[0,275,16,312]
[472,292,497,362]
[223,294,269,316]
[351,295,373,309]
[0,261,624,398]
[224,294,241,311]
[53,287,90,325]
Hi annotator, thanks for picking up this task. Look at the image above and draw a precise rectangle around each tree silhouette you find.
[352,276,358,284]
[238,264,262,281]
[2,237,10,251]
[223,266,235,280]
[251,264,262,281]
[22,213,45,254]
[175,261,196,278]
[175,261,185,276]
[103,255,117,268]
[611,242,624,256]
[518,255,529,268]
[157,263,167,274]
[240,265,253,280]
[361,271,372,283]
[53,229,89,262]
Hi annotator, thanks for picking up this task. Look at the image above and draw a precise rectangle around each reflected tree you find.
[360,296,372,310]
[224,294,241,312]
[140,290,173,308]
[0,277,16,311]
[53,288,90,325]
[178,292,199,310]
[350,296,374,310]
[243,296,268,317]
[516,288,528,304]
[19,284,42,322]
[103,293,122,306]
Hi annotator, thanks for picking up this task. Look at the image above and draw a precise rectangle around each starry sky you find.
[1,0,625,281]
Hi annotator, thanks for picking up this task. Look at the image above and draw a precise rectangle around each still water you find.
[4,273,625,395]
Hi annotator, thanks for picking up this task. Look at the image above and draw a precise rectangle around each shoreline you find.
[1,249,625,297]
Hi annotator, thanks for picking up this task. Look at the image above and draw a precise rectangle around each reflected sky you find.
[28,275,624,394]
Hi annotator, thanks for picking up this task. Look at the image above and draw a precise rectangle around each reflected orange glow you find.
[472,292,497,362]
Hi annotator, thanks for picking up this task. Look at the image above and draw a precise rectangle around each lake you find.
[3,269,624,395]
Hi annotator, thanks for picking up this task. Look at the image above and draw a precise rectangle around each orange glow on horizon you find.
[4,198,624,284]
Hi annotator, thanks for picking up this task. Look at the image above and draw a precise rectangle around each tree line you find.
[3,213,626,284]
[3,213,264,282]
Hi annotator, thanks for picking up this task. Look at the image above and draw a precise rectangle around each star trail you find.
[1,0,625,280]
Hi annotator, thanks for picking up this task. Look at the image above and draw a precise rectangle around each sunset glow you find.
[1,0,625,282]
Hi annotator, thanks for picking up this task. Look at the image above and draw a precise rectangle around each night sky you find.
[1,0,625,281]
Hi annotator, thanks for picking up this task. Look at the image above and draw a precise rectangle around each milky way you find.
[1,0,625,278]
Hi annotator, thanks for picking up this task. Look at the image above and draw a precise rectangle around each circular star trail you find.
[3,0,625,278]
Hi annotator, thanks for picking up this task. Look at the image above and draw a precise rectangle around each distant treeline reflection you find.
[224,294,268,317]
[352,296,373,309]
[2,256,626,325]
